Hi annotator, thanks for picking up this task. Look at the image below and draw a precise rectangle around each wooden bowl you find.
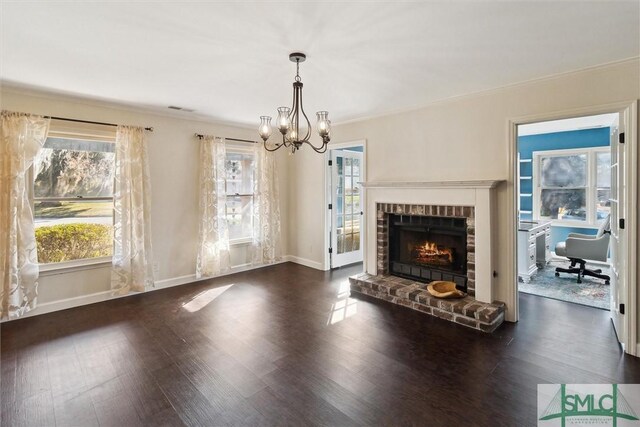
[427,281,467,299]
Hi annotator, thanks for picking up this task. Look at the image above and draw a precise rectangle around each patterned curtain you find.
[0,111,50,319]
[196,136,230,278]
[111,126,154,294]
[251,146,282,265]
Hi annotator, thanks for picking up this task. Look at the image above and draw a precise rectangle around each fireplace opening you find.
[389,214,468,291]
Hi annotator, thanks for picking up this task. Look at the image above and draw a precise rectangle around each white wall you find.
[286,58,640,323]
[0,85,290,314]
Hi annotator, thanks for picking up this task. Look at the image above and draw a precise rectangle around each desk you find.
[518,220,552,283]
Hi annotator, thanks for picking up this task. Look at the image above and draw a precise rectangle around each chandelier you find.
[258,52,331,154]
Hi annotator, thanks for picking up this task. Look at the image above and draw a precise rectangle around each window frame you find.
[31,122,116,271]
[533,146,610,228]
[224,144,256,245]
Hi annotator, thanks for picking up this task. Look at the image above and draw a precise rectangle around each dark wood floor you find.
[2,262,640,427]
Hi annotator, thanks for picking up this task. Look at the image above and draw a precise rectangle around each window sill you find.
[230,237,253,246]
[39,257,112,276]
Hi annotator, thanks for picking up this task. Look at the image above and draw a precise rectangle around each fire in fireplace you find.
[412,241,454,267]
[388,214,468,291]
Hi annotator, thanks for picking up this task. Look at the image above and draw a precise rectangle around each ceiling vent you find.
[168,106,195,113]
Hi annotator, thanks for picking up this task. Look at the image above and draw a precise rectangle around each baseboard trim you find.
[153,260,290,290]
[2,259,290,322]
[284,255,327,271]
[20,290,115,319]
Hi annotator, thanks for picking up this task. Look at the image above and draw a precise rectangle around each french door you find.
[330,150,363,268]
[609,113,626,345]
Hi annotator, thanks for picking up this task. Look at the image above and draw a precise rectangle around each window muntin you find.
[225,150,255,242]
[534,147,611,226]
[33,136,115,264]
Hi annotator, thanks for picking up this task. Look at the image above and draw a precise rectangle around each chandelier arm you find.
[263,139,284,152]
[288,85,296,143]
[281,132,287,148]
[263,133,292,152]
[302,137,330,153]
[298,86,312,143]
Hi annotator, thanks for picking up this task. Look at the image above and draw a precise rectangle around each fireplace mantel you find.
[360,180,503,304]
[360,180,504,189]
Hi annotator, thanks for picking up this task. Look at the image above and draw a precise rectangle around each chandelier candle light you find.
[258,52,331,154]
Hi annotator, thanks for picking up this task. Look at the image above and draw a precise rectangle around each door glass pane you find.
[336,156,343,176]
[353,195,360,214]
[353,232,360,251]
[345,193,353,215]
[351,214,360,234]
[540,189,587,220]
[345,157,352,178]
[337,234,345,254]
[596,152,611,188]
[352,158,360,178]
[344,219,353,236]
[540,155,587,187]
[345,176,352,192]
[596,189,611,222]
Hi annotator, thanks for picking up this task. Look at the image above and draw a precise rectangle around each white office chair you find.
[554,215,611,285]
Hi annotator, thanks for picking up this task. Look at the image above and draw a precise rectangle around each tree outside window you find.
[33,137,114,264]
[535,147,611,226]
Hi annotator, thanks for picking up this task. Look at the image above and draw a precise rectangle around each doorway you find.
[326,141,366,268]
[511,103,637,355]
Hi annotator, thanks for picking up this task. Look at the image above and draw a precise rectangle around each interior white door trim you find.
[507,100,638,356]
[324,139,367,270]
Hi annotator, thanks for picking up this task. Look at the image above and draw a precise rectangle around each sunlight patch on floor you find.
[182,284,234,312]
[328,279,358,324]
[337,280,350,298]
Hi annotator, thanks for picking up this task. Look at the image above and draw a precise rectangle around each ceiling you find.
[1,2,638,127]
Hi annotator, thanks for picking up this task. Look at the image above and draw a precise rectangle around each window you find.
[33,123,116,265]
[225,149,256,242]
[533,147,610,226]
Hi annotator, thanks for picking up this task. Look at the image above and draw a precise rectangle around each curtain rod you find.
[194,133,258,144]
[47,116,154,132]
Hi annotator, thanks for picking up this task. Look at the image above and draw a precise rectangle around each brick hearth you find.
[349,273,505,332]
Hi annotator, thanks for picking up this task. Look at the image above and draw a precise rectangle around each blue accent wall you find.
[517,127,609,250]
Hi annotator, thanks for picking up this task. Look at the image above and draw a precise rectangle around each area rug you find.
[518,260,610,310]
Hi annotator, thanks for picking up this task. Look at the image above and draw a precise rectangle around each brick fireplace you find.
[348,180,506,332]
[377,203,475,294]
